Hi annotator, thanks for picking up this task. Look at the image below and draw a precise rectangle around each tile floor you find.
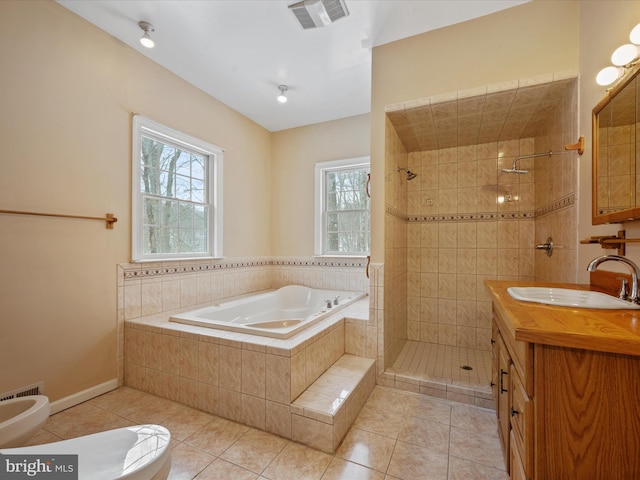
[390,341,492,388]
[28,385,506,479]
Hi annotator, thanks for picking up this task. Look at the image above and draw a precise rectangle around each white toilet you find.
[0,396,171,479]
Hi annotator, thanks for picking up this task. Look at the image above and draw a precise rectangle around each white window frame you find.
[132,115,223,262]
[314,156,370,257]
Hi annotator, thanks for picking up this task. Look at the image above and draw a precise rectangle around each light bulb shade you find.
[596,66,625,86]
[140,33,155,48]
[630,23,640,45]
[611,44,640,66]
[139,21,155,49]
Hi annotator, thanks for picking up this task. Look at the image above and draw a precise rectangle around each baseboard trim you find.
[49,379,119,415]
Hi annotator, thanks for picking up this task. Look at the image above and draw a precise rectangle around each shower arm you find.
[509,151,564,171]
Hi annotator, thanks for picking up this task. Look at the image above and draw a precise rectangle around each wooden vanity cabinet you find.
[491,311,533,478]
[492,303,640,480]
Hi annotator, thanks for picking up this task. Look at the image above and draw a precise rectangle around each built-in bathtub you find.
[169,285,365,339]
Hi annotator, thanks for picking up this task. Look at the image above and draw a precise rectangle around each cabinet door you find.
[510,430,527,480]
[491,321,500,409]
[510,364,532,478]
[497,335,511,471]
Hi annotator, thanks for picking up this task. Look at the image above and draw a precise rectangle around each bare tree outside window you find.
[324,167,370,254]
[140,135,208,255]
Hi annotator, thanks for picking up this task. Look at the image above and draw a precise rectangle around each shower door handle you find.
[366,173,371,198]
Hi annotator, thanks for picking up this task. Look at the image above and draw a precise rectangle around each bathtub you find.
[169,285,366,339]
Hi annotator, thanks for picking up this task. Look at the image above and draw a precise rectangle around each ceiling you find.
[56,0,529,132]
[387,77,577,152]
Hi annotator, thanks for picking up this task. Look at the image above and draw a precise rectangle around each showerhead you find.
[502,156,529,174]
[398,167,417,180]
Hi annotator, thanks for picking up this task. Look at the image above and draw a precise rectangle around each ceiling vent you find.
[288,0,349,29]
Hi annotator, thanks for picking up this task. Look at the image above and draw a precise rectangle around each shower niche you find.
[381,76,580,391]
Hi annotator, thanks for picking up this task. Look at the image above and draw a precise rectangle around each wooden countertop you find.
[485,280,640,356]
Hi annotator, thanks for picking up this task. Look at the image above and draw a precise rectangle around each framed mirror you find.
[592,64,640,224]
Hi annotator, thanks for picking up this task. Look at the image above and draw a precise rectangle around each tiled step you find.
[290,354,376,453]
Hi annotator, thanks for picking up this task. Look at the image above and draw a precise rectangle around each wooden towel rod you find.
[0,209,117,229]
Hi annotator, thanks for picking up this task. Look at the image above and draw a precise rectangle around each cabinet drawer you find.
[510,364,532,478]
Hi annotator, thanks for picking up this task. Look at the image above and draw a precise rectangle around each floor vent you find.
[0,382,45,402]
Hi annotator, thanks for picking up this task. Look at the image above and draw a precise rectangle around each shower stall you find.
[381,76,579,398]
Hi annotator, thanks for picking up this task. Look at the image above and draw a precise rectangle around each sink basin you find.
[506,287,640,309]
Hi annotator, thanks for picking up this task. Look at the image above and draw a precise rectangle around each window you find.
[132,115,223,261]
[314,157,370,256]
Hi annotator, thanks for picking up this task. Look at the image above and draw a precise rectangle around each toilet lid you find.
[1,424,170,479]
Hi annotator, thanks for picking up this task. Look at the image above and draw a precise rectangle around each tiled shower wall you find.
[117,256,369,384]
[383,116,409,369]
[533,79,578,283]
[404,139,536,351]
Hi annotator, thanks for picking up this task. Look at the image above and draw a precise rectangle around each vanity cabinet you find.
[489,280,640,480]
[491,314,533,478]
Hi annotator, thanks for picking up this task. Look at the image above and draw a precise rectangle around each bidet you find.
[0,395,50,448]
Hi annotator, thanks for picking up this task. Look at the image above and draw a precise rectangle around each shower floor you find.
[387,341,493,405]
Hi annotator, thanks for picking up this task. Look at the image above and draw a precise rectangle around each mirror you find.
[593,65,640,224]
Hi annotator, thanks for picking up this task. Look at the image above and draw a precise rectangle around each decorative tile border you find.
[403,211,535,223]
[120,256,368,279]
[385,204,406,221]
[535,193,575,218]
[386,194,575,224]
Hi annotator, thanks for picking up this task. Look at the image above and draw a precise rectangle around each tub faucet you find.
[325,300,332,309]
[587,255,640,304]
[334,295,340,306]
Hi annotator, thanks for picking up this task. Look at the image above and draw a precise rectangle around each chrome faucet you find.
[333,295,340,306]
[587,255,640,304]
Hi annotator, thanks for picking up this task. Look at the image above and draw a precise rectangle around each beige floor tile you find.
[168,442,216,480]
[262,442,332,480]
[194,458,259,480]
[43,403,133,438]
[447,456,508,480]
[91,387,189,424]
[183,416,249,456]
[321,457,386,480]
[362,387,413,416]
[448,427,505,471]
[403,394,452,425]
[386,441,449,480]
[220,428,288,474]
[25,428,62,446]
[335,428,395,473]
[397,416,450,455]
[352,404,406,439]
[161,407,216,441]
[450,403,498,438]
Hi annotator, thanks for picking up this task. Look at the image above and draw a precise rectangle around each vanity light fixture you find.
[596,22,640,86]
[277,85,288,103]
[139,21,155,49]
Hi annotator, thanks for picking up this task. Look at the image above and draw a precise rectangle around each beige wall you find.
[578,1,640,282]
[271,114,370,256]
[0,1,271,401]
[371,0,580,262]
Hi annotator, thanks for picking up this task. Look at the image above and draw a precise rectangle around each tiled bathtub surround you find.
[124,297,374,451]
[117,256,369,384]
